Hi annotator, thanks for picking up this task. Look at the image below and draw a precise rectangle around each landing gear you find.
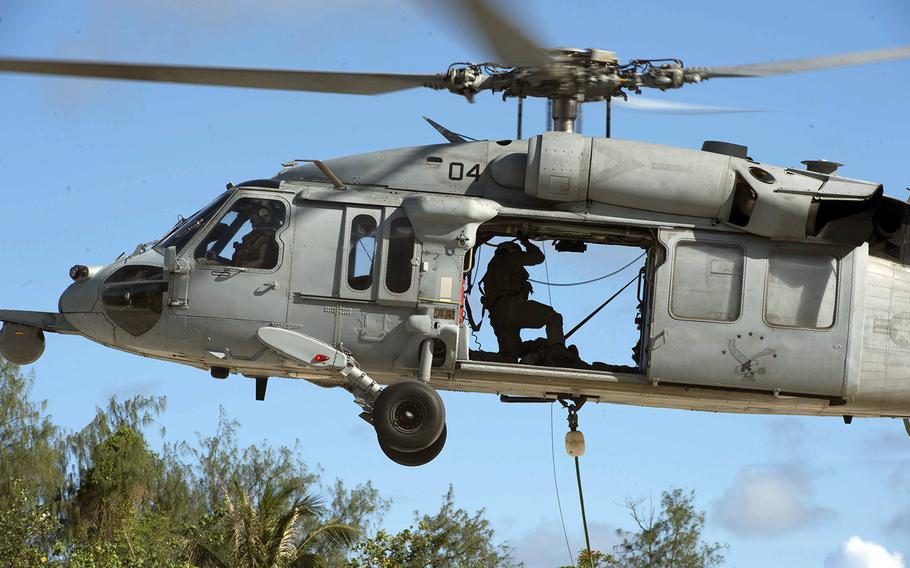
[254,328,449,466]
[372,381,447,465]
[378,424,447,467]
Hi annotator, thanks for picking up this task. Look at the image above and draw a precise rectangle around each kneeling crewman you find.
[481,237,565,362]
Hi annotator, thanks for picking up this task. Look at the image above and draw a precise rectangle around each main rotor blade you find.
[695,45,910,78]
[614,97,764,114]
[0,57,445,94]
[453,0,553,68]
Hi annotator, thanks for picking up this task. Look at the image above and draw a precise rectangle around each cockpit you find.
[155,191,232,254]
[99,189,290,338]
[98,192,237,338]
[194,197,287,269]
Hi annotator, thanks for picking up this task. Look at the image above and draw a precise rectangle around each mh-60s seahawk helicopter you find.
[2,0,910,466]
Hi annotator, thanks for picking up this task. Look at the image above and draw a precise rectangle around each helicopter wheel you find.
[378,425,447,467]
[372,380,446,453]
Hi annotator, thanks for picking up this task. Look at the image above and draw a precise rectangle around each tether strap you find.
[564,271,641,341]
[465,296,483,332]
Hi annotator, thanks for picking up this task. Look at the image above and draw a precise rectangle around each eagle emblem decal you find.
[721,333,777,383]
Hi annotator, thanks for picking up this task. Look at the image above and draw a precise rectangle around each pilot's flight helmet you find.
[243,199,272,222]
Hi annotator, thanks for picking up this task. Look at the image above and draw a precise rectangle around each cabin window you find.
[671,242,743,322]
[195,197,286,270]
[348,214,378,290]
[385,217,415,293]
[765,251,837,329]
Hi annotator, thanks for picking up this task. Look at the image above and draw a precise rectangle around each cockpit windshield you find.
[155,192,232,253]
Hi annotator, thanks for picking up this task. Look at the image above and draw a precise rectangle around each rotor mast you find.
[550,98,579,133]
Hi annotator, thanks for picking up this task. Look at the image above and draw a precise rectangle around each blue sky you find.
[1,1,909,566]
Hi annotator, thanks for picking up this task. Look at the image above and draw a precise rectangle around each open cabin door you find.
[647,228,857,397]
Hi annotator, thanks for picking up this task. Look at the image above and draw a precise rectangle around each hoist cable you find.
[551,403,575,567]
[529,252,645,287]
[575,455,594,568]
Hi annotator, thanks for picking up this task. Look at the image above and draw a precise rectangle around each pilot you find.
[481,237,565,362]
[231,201,280,269]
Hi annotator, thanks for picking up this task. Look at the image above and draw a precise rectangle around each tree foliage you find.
[349,486,519,568]
[190,481,359,568]
[564,488,726,568]
[0,358,395,567]
[0,480,59,568]
[0,360,65,508]
[1,358,727,568]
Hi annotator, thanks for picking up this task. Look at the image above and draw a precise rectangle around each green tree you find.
[182,408,387,565]
[61,396,194,566]
[0,360,66,509]
[350,486,519,568]
[185,410,319,518]
[60,513,193,568]
[71,425,158,540]
[564,488,725,568]
[0,480,59,568]
[63,395,187,532]
[190,481,359,568]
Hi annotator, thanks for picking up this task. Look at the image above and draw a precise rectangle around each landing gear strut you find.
[343,363,448,466]
[255,327,448,467]
[369,340,447,466]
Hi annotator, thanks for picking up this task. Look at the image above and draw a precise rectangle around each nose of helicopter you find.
[59,255,171,343]
[58,265,104,315]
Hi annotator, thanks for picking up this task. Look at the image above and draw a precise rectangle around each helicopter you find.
[2,0,910,467]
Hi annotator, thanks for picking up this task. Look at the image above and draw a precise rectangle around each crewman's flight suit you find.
[232,205,280,269]
[232,226,278,268]
[482,239,565,362]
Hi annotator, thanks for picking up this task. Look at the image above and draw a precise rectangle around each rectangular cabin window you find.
[671,242,744,322]
[765,251,837,329]
[385,217,415,293]
[348,214,378,291]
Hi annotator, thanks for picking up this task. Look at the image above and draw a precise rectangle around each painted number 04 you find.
[448,162,481,181]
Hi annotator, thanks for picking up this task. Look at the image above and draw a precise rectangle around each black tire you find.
[373,381,446,453]
[378,425,447,467]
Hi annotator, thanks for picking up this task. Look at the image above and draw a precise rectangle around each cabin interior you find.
[465,219,655,374]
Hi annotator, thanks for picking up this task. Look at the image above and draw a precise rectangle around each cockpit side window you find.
[195,197,287,270]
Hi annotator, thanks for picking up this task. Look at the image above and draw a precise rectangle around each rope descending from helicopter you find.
[550,402,575,566]
[561,397,594,568]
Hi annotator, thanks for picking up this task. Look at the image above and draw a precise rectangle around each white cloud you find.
[509,521,618,568]
[824,536,905,568]
[713,464,833,536]
[768,417,809,452]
